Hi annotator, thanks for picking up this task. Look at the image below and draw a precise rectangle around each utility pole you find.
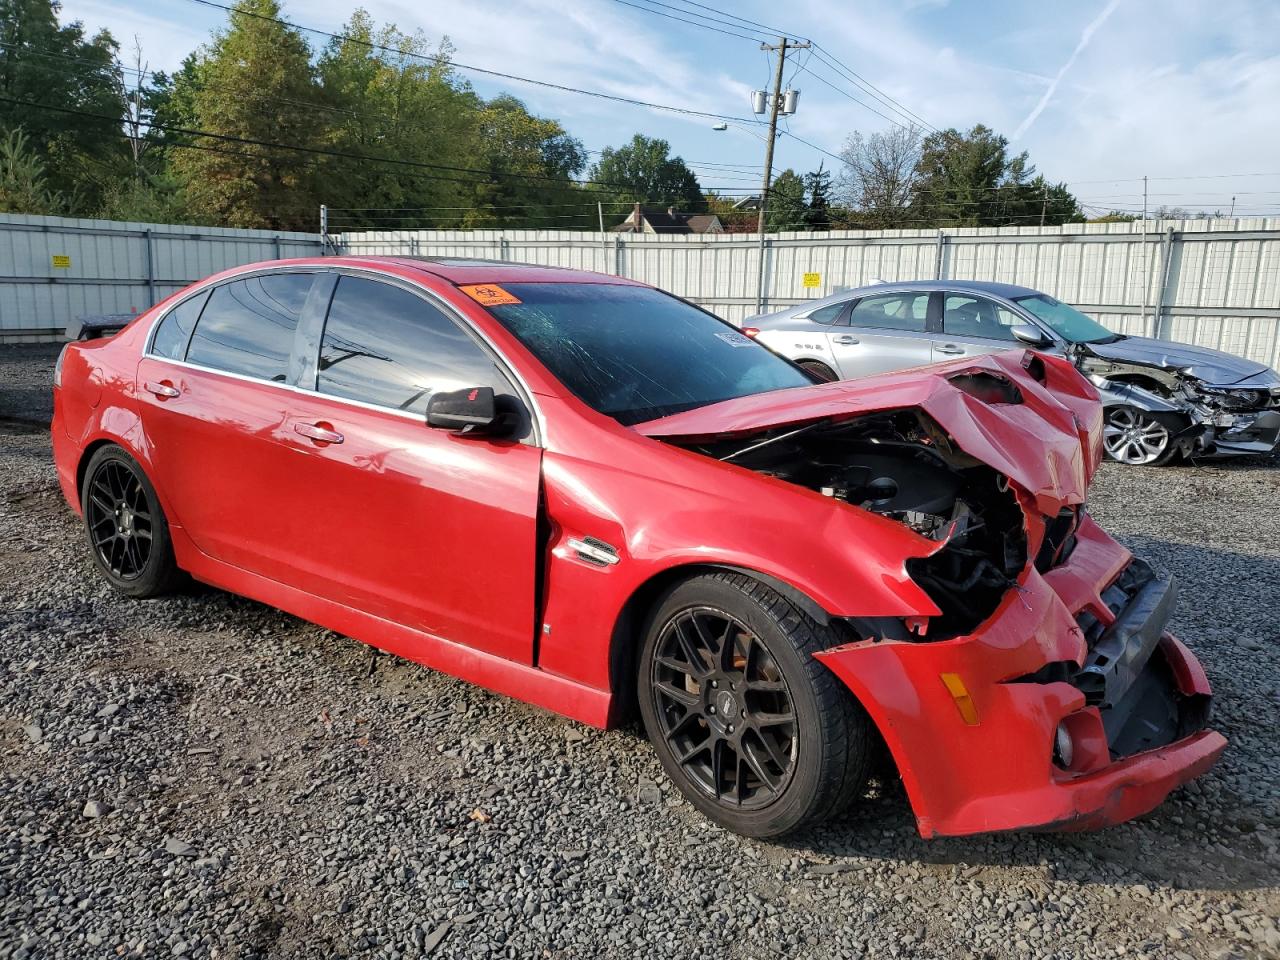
[754,37,809,313]
[1141,174,1150,335]
[1040,182,1048,228]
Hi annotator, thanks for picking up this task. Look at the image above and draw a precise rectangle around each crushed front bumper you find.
[1205,409,1280,457]
[815,514,1226,838]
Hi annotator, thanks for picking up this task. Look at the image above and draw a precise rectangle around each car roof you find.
[848,279,1039,298]
[264,255,644,287]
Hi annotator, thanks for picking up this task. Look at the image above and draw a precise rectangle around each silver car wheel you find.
[1103,407,1172,465]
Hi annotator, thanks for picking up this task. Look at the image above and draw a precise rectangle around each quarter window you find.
[316,276,519,417]
[806,301,847,325]
[942,295,1020,341]
[848,292,930,332]
[150,291,209,360]
[185,274,313,381]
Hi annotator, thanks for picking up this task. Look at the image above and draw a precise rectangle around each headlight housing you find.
[1190,383,1267,411]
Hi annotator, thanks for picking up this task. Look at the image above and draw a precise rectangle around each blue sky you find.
[62,0,1280,216]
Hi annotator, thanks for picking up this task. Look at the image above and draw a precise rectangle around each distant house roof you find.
[731,195,761,210]
[611,203,724,235]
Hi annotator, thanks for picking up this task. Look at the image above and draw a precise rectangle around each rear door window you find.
[316,275,519,416]
[847,292,930,332]
[185,273,313,382]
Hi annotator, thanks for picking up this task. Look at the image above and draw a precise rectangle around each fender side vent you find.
[567,536,619,567]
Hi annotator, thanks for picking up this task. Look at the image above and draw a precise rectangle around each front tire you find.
[637,572,871,837]
[81,445,182,598]
[1102,406,1179,466]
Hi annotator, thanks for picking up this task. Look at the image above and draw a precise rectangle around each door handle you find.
[143,380,180,399]
[935,344,965,355]
[832,335,860,345]
[294,421,344,445]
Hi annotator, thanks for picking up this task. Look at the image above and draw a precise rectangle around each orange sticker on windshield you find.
[459,284,521,306]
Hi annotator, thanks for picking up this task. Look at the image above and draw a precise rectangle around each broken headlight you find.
[1191,384,1268,411]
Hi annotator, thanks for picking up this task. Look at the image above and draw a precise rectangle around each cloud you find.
[1012,0,1122,140]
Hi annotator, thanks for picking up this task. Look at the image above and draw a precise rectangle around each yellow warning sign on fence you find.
[51,255,71,269]
[802,271,821,288]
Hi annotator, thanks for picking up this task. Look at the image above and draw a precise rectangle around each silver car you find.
[745,280,1280,465]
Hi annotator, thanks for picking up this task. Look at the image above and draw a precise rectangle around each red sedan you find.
[51,257,1225,838]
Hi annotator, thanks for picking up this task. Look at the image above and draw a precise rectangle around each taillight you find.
[742,327,760,338]
[54,344,68,388]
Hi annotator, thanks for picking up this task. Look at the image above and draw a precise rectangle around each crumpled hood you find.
[637,350,1103,517]
[1087,335,1270,385]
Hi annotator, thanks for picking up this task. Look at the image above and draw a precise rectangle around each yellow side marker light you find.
[940,672,980,726]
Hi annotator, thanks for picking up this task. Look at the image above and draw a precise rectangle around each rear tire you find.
[81,445,182,598]
[798,360,838,383]
[636,572,872,837]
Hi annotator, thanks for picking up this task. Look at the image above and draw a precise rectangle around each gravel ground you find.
[2,343,1278,960]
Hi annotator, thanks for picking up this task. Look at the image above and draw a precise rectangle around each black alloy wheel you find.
[86,458,154,580]
[638,572,872,837]
[81,446,182,598]
[650,607,798,809]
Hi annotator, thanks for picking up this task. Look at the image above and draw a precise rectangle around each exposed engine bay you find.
[673,409,1029,636]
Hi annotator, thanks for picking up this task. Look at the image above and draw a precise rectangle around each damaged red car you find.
[51,258,1226,838]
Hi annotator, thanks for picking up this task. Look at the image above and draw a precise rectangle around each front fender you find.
[534,448,939,701]
[1095,378,1186,414]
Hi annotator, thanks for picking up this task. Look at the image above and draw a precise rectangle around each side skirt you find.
[168,527,613,728]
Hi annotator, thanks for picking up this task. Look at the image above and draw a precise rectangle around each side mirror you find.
[426,386,505,436]
[1010,324,1051,347]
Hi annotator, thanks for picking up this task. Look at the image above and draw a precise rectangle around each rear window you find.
[479,283,812,425]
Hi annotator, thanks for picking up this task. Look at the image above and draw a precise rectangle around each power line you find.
[657,0,938,131]
[185,0,766,126]
[807,45,937,132]
[793,62,917,132]
[607,0,765,41]
[603,0,935,135]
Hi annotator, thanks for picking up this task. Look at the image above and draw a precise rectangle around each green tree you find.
[910,124,1010,226]
[907,124,1082,228]
[589,134,703,212]
[172,0,320,229]
[766,168,805,231]
[0,0,125,210]
[316,12,472,228]
[0,126,61,212]
[457,94,587,228]
[1023,175,1084,226]
[803,163,833,231]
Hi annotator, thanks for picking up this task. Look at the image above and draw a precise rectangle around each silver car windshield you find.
[1012,294,1121,344]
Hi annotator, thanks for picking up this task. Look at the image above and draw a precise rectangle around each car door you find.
[279,273,543,664]
[136,270,322,575]
[932,293,1026,362]
[831,290,935,378]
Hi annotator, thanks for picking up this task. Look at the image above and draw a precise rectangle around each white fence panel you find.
[2,213,1278,368]
[333,218,1280,366]
[0,213,322,341]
